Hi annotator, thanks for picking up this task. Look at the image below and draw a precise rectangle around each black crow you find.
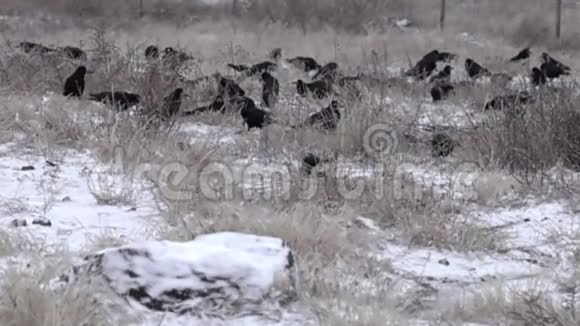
[159,88,185,121]
[145,45,159,60]
[286,56,321,73]
[540,62,570,79]
[59,46,85,60]
[295,79,332,99]
[484,91,531,112]
[218,77,245,98]
[238,96,273,130]
[430,83,455,102]
[405,60,437,80]
[541,53,570,73]
[89,91,141,111]
[260,72,279,108]
[431,133,455,157]
[540,53,571,79]
[429,65,453,84]
[302,100,341,132]
[312,62,339,81]
[17,41,55,55]
[405,50,441,80]
[63,66,87,97]
[465,58,492,79]
[531,67,546,86]
[509,48,530,62]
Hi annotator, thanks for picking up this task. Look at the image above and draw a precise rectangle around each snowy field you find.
[1,2,580,325]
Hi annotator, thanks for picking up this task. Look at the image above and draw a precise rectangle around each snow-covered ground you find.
[0,114,579,324]
[0,143,157,254]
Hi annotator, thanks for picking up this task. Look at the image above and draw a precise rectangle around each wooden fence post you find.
[556,0,562,39]
[440,0,446,30]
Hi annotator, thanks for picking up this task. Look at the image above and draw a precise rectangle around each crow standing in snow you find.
[63,66,88,98]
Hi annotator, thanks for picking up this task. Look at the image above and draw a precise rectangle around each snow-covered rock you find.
[72,232,298,317]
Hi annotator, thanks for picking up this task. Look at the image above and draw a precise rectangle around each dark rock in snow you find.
[32,218,52,227]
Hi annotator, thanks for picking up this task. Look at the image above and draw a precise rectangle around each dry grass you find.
[0,229,44,257]
[0,266,117,326]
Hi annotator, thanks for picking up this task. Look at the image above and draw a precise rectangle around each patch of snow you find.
[0,145,157,253]
[482,201,578,254]
[383,244,542,285]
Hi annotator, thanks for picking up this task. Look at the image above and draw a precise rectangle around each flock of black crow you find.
[53,43,353,134]
[14,41,574,173]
